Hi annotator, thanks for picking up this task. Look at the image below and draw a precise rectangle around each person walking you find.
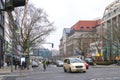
[21,61,25,70]
[42,59,46,71]
[14,59,18,70]
[115,56,119,65]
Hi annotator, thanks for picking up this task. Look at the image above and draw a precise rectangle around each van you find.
[63,57,86,73]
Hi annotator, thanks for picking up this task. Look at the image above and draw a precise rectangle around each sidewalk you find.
[0,66,33,80]
[0,66,33,74]
[0,66,12,75]
[92,64,120,68]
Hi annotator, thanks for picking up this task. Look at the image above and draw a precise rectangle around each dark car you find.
[85,58,95,65]
[56,60,63,67]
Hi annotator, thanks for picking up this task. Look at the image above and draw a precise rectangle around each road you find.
[4,65,120,80]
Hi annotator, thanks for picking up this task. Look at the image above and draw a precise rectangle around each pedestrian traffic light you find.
[5,0,25,11]
[5,0,14,10]
[13,0,26,7]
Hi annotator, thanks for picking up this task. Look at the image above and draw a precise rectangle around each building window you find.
[80,26,84,29]
[92,26,96,29]
[86,26,89,29]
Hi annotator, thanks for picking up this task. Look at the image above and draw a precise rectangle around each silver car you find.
[32,60,38,67]
[56,60,63,67]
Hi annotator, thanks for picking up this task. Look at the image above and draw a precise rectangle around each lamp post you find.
[27,41,30,70]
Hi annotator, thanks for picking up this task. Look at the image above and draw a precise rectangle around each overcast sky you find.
[30,0,115,50]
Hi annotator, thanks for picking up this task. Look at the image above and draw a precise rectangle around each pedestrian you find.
[42,59,46,71]
[21,61,25,70]
[115,56,119,65]
[46,61,49,67]
[17,60,21,69]
[14,60,18,70]
[47,60,50,67]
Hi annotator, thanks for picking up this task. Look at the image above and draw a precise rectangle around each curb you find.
[0,73,28,80]
[91,65,120,68]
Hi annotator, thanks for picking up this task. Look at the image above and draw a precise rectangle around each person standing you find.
[115,56,119,65]
[42,59,46,71]
[14,59,18,70]
[21,61,25,70]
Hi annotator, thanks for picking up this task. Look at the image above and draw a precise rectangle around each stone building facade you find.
[59,20,101,58]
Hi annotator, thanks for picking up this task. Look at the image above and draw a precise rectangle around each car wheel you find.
[83,71,86,73]
[68,67,72,73]
[64,67,67,72]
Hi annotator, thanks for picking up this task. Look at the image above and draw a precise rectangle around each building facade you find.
[59,20,101,58]
[0,0,5,68]
[102,0,120,61]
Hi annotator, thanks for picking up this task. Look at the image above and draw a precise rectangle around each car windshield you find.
[85,58,93,61]
[81,60,86,63]
[70,58,82,63]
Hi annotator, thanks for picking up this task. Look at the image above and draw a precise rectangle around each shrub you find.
[95,61,114,65]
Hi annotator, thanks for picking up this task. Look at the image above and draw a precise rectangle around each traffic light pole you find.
[41,43,54,48]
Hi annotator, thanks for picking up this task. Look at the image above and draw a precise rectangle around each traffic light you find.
[52,43,54,48]
[13,0,26,7]
[5,0,25,11]
[5,0,14,10]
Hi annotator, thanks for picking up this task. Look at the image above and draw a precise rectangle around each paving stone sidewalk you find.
[0,66,33,80]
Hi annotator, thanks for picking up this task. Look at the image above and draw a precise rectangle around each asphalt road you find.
[3,65,120,80]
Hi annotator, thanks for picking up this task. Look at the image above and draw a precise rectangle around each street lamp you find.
[27,40,30,70]
[52,43,54,48]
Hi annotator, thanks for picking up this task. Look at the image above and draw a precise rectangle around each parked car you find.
[56,60,63,67]
[32,60,38,67]
[85,58,94,65]
[63,58,86,73]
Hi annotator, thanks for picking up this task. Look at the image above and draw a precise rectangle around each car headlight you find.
[70,65,75,68]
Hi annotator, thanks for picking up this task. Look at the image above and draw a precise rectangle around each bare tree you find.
[94,33,103,61]
[7,4,55,55]
[78,32,95,57]
[77,31,102,61]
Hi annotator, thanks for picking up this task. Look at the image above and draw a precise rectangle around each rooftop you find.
[71,20,101,31]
